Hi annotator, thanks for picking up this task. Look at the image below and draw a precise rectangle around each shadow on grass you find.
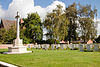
[0,49,8,54]
[0,51,7,54]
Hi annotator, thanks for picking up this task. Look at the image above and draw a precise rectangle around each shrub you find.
[22,37,30,44]
[73,48,79,50]
[84,49,93,52]
[36,40,46,44]
[46,39,59,44]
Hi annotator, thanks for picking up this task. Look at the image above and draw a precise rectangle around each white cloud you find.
[33,6,46,21]
[4,0,34,19]
[46,1,66,13]
[33,1,66,21]
[0,0,66,21]
[95,18,100,36]
[0,5,5,18]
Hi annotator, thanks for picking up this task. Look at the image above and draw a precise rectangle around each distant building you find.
[87,40,93,44]
[0,19,16,30]
[0,19,24,30]
[60,40,65,43]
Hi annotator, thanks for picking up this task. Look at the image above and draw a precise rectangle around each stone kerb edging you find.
[0,61,18,67]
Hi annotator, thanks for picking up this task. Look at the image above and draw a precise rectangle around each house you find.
[0,19,24,30]
[0,19,16,30]
[87,40,93,44]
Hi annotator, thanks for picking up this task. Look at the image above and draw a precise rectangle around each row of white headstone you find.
[29,44,99,51]
[79,44,99,51]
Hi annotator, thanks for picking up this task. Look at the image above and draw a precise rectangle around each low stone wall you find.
[0,44,13,49]
[0,44,34,49]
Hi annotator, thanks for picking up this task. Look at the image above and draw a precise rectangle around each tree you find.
[95,35,100,43]
[20,29,30,44]
[44,5,69,40]
[0,28,7,44]
[5,26,16,44]
[0,26,16,44]
[78,4,97,42]
[23,13,43,43]
[65,3,78,42]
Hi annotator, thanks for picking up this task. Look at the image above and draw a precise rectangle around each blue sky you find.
[0,0,100,18]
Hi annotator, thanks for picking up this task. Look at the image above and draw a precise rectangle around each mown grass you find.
[0,49,100,67]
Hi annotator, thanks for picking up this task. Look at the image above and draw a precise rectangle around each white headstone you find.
[60,44,64,49]
[72,44,74,50]
[36,44,38,49]
[56,44,60,49]
[75,44,79,48]
[42,44,45,49]
[51,44,55,50]
[68,44,72,49]
[79,44,84,51]
[63,44,67,49]
[47,44,50,49]
[94,44,99,51]
[87,44,91,51]
[44,44,48,50]
[32,44,35,48]
[38,44,41,49]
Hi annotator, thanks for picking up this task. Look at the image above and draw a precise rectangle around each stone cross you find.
[15,11,20,39]
[13,12,23,47]
[3,12,32,54]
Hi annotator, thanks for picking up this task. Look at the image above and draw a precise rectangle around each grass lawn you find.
[0,49,100,67]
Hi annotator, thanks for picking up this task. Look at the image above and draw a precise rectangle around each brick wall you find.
[0,44,33,49]
[0,44,13,49]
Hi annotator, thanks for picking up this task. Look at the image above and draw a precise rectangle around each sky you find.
[0,0,100,18]
[0,0,100,38]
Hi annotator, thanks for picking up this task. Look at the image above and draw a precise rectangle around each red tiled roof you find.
[87,40,93,44]
[1,19,16,30]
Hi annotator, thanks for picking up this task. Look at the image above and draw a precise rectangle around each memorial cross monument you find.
[4,12,32,54]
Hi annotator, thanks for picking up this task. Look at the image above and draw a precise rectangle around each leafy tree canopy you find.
[23,13,43,43]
